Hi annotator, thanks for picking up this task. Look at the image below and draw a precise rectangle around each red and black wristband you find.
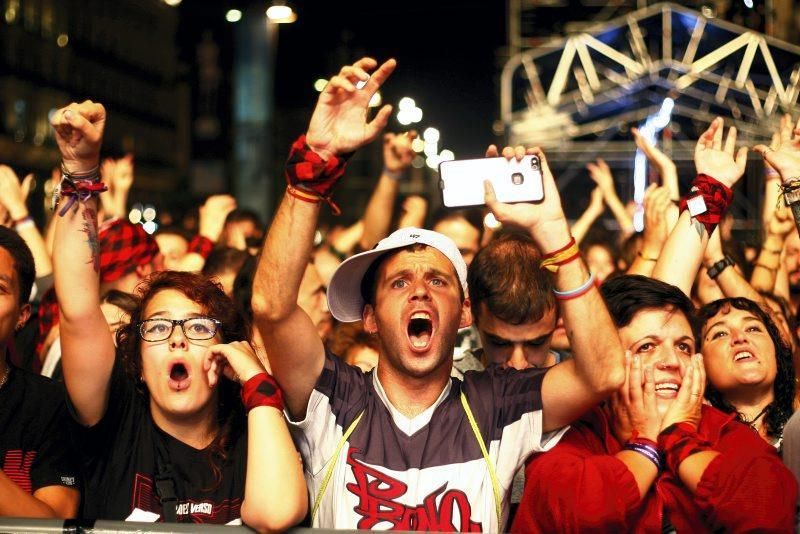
[240,372,285,414]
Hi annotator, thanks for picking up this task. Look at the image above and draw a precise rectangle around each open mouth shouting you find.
[407,311,435,353]
[168,360,192,391]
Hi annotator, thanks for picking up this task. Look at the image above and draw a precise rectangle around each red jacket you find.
[512,405,796,533]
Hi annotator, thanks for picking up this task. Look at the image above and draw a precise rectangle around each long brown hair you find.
[116,270,249,488]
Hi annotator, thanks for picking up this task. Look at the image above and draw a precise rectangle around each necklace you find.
[741,404,770,431]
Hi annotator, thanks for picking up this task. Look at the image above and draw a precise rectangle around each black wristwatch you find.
[707,256,735,279]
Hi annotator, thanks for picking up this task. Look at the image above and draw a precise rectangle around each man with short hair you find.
[431,208,484,267]
[464,231,559,373]
[253,57,625,531]
[0,227,80,518]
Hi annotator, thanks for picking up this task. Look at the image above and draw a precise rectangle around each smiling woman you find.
[698,297,796,448]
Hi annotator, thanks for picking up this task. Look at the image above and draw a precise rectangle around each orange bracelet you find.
[286,185,322,204]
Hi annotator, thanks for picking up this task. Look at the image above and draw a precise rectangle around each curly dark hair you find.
[115,270,249,488]
[698,297,795,441]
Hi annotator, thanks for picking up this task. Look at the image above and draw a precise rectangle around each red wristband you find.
[678,174,733,235]
[658,422,713,474]
[240,372,284,413]
[284,134,349,215]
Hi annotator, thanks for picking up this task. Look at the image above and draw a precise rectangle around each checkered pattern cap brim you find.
[326,227,468,323]
[98,219,160,283]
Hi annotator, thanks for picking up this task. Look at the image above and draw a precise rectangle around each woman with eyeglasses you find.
[50,101,306,531]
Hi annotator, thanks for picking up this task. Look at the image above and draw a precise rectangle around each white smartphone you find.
[439,155,544,208]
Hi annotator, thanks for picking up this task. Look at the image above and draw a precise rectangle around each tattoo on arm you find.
[790,202,800,237]
[81,208,100,272]
[690,218,706,239]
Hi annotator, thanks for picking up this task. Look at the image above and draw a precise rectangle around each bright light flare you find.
[226,9,242,22]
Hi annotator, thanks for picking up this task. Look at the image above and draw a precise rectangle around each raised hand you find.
[199,194,237,243]
[767,204,795,238]
[694,117,748,188]
[641,184,675,255]
[754,114,800,182]
[609,352,661,443]
[306,58,395,159]
[660,354,705,432]
[0,165,33,221]
[586,158,615,195]
[383,131,417,172]
[483,144,570,251]
[50,100,106,173]
[587,186,605,214]
[632,128,678,177]
[203,340,265,387]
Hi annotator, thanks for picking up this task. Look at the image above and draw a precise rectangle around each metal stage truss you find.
[500,2,800,222]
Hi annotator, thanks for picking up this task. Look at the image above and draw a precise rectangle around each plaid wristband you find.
[284,134,352,214]
[658,422,713,474]
[678,174,733,236]
[240,372,284,414]
[188,235,214,259]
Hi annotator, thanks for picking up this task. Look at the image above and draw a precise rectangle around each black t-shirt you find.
[74,361,247,524]
[0,365,80,495]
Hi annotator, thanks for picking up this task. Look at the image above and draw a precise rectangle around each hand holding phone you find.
[439,155,543,208]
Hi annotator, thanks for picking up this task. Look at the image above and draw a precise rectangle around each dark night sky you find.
[179,0,506,159]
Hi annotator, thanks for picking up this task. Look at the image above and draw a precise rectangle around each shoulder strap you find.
[461,390,502,529]
[311,410,364,524]
[153,431,179,523]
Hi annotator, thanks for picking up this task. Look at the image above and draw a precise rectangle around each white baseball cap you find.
[327,227,468,323]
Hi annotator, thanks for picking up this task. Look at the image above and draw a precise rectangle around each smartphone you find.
[439,155,544,208]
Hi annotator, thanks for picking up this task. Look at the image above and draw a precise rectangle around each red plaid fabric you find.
[679,174,734,235]
[658,422,714,475]
[98,219,160,283]
[284,134,351,213]
[188,235,214,259]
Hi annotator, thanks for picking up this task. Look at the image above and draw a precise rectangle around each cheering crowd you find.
[2,56,800,532]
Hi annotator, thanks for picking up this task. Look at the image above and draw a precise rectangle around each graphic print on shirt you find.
[346,447,482,531]
[129,472,242,523]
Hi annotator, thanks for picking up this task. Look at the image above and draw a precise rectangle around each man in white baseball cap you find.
[252,56,625,532]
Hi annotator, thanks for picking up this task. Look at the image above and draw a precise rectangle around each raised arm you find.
[627,184,677,277]
[587,158,634,236]
[252,57,395,418]
[702,227,764,304]
[751,206,795,295]
[0,166,52,279]
[571,186,604,245]
[359,131,416,250]
[653,118,748,295]
[754,114,800,236]
[632,127,680,201]
[50,101,116,426]
[485,145,625,433]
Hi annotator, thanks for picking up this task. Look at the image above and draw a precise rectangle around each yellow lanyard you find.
[310,390,502,528]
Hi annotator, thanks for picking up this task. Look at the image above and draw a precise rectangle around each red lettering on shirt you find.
[345,447,482,531]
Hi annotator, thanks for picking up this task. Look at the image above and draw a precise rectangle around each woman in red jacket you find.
[512,275,796,533]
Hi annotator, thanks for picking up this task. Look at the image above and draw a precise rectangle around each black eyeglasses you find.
[138,317,221,342]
